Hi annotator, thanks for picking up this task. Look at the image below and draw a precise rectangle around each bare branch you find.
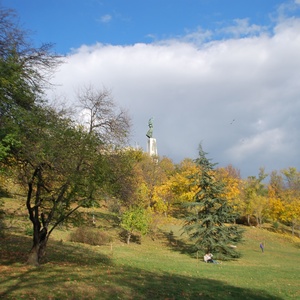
[76,85,132,146]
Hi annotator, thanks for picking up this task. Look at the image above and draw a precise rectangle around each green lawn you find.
[0,200,299,299]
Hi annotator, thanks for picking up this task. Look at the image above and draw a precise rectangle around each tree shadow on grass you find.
[160,228,195,256]
[0,233,283,300]
[0,233,111,266]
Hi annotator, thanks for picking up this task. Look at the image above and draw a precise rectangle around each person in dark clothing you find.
[260,242,264,252]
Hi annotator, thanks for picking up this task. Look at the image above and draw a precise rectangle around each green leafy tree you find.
[0,7,131,265]
[0,6,61,166]
[242,168,268,226]
[120,206,151,244]
[183,145,243,260]
[19,86,130,265]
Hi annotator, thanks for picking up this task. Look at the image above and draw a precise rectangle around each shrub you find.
[70,227,111,246]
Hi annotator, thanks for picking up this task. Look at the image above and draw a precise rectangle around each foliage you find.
[183,145,243,260]
[241,168,268,226]
[266,168,300,235]
[120,206,151,244]
[151,159,199,216]
[216,165,243,214]
[279,168,300,235]
[0,6,131,265]
[266,171,285,222]
[105,148,146,208]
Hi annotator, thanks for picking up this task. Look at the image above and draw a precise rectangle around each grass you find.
[0,196,299,299]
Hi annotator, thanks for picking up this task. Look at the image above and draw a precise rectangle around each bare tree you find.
[76,85,131,146]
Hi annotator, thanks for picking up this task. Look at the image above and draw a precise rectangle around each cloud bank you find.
[48,15,300,178]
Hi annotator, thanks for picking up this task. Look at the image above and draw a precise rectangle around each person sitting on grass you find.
[204,253,220,264]
[204,253,214,263]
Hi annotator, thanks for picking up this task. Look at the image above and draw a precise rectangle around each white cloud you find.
[218,18,267,37]
[99,14,112,23]
[49,16,300,178]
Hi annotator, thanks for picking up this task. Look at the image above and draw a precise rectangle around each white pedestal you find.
[147,138,158,157]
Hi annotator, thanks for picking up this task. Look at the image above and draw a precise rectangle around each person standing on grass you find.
[260,242,264,253]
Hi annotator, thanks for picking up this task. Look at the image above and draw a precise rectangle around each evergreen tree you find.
[183,145,243,260]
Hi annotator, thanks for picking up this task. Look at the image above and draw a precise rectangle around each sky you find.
[2,0,300,178]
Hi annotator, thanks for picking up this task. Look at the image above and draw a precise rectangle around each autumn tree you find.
[216,165,243,215]
[266,171,285,223]
[151,159,199,216]
[280,168,300,235]
[137,155,175,209]
[183,145,243,260]
[242,168,268,226]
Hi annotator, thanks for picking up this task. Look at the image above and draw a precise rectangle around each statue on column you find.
[146,117,153,138]
[146,117,158,157]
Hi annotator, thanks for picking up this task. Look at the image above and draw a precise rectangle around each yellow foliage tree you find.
[280,190,300,236]
[266,185,285,222]
[280,167,300,235]
[216,165,243,215]
[151,158,198,215]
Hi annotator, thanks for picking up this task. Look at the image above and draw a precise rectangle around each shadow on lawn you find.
[0,234,283,300]
[0,233,111,266]
[161,229,195,256]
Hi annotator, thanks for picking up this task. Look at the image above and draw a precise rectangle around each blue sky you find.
[2,0,300,178]
[3,0,293,53]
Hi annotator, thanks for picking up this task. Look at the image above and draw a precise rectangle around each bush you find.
[236,215,258,226]
[70,227,111,246]
[273,221,280,230]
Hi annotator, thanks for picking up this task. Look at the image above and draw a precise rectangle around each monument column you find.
[146,118,158,157]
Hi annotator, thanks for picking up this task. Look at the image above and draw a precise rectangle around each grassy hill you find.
[0,195,299,299]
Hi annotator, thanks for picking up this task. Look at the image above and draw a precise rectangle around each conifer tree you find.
[183,145,243,260]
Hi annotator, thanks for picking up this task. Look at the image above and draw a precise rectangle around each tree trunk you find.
[27,228,48,266]
[247,214,250,226]
[126,232,131,244]
[27,245,40,266]
[291,222,295,236]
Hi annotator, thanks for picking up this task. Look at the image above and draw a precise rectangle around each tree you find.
[16,107,99,265]
[17,86,131,265]
[266,171,285,223]
[242,168,268,226]
[120,206,151,244]
[0,6,61,165]
[0,10,132,266]
[137,155,175,209]
[151,159,198,216]
[183,145,243,260]
[216,165,243,215]
[0,6,61,111]
[76,85,130,143]
[280,168,300,235]
[1,68,131,266]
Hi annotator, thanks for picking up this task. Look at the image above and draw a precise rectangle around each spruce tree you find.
[183,145,243,260]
